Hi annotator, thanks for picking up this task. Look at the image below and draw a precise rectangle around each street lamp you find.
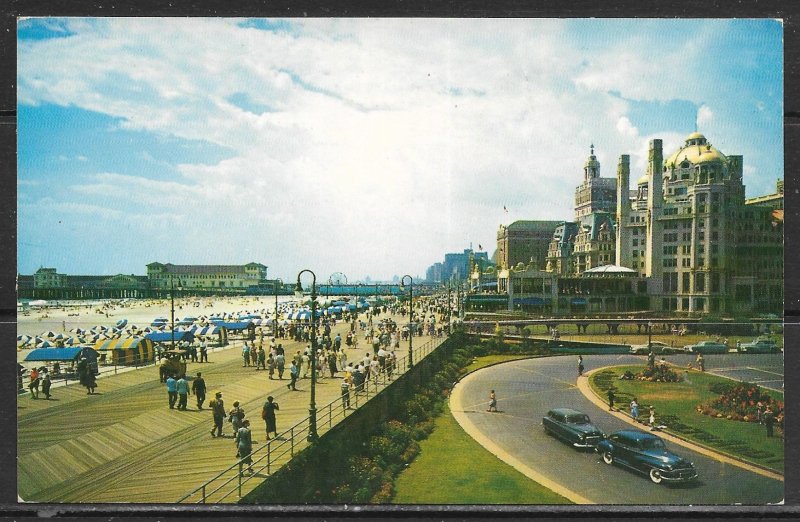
[273,278,283,336]
[295,269,319,442]
[447,281,452,334]
[400,275,413,367]
[169,276,182,352]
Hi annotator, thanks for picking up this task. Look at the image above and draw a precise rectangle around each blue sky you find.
[17,18,784,281]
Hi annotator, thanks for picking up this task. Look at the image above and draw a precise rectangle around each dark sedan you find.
[542,408,605,449]
[596,429,698,484]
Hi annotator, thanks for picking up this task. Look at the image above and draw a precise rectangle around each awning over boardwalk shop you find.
[24,346,97,363]
[93,337,155,365]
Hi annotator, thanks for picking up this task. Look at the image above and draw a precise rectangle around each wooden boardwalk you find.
[18,315,446,503]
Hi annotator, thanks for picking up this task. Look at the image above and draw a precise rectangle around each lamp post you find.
[169,276,182,352]
[447,281,452,334]
[273,278,283,336]
[400,275,413,367]
[295,269,318,442]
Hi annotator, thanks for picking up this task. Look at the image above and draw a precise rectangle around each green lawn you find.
[392,402,571,504]
[589,366,784,473]
[463,354,533,374]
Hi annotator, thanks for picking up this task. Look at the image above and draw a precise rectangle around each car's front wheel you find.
[649,468,663,484]
[602,451,613,465]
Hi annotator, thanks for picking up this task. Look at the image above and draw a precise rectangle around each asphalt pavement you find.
[450,355,783,505]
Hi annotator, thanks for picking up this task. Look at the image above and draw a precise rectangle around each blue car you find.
[595,429,698,484]
[542,408,605,449]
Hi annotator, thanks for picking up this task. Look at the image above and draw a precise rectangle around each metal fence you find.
[176,335,445,504]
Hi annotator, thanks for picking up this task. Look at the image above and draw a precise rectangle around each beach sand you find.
[15,295,347,363]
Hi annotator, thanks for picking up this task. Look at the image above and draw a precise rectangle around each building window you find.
[682,272,690,292]
[696,272,705,292]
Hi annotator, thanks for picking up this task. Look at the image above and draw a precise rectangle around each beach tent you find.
[93,337,155,365]
[145,331,195,344]
[214,321,254,341]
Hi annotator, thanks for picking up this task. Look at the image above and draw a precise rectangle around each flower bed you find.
[697,381,784,428]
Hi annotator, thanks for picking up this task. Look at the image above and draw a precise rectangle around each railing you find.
[176,335,445,504]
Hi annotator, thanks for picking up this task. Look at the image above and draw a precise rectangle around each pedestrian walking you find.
[630,398,639,423]
[210,391,225,437]
[577,355,585,377]
[199,340,208,363]
[166,374,177,409]
[176,374,189,410]
[607,387,616,411]
[192,372,207,410]
[242,342,250,367]
[487,390,498,412]
[276,352,285,379]
[340,377,351,409]
[649,406,657,430]
[41,372,52,400]
[268,353,275,379]
[756,400,764,424]
[257,346,266,370]
[696,353,705,372]
[235,419,254,475]
[262,396,279,440]
[328,352,338,378]
[764,406,775,437]
[229,401,245,434]
[287,360,299,391]
[251,343,258,367]
[28,367,40,399]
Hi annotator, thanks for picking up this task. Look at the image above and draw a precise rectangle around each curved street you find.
[450,355,783,505]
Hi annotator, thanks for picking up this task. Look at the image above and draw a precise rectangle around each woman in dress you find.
[235,419,253,475]
[261,395,280,440]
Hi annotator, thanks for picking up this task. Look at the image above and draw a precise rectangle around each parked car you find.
[683,340,729,354]
[542,408,605,449]
[630,341,680,355]
[595,429,698,484]
[738,338,780,353]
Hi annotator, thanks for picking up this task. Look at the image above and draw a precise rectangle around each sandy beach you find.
[16,294,357,364]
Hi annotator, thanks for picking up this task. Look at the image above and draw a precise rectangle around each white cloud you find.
[16,18,784,278]
[697,104,714,128]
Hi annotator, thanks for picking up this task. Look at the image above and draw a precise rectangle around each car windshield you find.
[639,437,665,450]
[567,414,589,424]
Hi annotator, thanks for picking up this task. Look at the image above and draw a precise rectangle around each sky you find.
[17,18,784,282]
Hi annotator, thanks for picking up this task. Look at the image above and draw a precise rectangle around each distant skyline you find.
[17,18,783,281]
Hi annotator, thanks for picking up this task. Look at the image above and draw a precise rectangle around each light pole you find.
[273,278,283,336]
[295,269,319,442]
[447,281,452,334]
[400,275,413,367]
[169,276,182,352]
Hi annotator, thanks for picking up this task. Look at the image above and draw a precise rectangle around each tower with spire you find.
[574,143,618,221]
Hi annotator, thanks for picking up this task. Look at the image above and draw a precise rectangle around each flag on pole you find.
[503,205,508,213]
[478,244,482,251]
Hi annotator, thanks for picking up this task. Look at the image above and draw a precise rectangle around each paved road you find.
[450,355,783,505]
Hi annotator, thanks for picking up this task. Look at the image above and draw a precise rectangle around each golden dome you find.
[637,174,650,185]
[664,133,727,168]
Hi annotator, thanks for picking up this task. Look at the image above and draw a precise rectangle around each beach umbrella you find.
[90,334,101,342]
[78,336,87,343]
[39,340,52,348]
[54,333,65,340]
[64,337,76,346]
[45,331,56,338]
